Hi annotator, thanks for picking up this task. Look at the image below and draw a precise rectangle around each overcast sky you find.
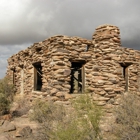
[0,0,140,78]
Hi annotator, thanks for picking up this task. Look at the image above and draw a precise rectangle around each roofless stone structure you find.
[6,24,140,105]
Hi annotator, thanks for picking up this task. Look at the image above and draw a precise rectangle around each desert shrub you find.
[0,93,10,115]
[0,77,14,115]
[30,94,102,140]
[12,96,31,117]
[71,94,102,140]
[30,99,67,140]
[113,93,140,140]
[0,76,14,101]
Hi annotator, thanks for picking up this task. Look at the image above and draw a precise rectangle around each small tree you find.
[0,76,14,101]
[0,77,14,115]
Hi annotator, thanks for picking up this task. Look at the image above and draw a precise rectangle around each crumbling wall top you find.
[92,24,121,47]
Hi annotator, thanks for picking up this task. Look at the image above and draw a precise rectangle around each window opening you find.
[20,68,24,94]
[122,66,128,91]
[24,52,29,57]
[85,45,90,52]
[33,62,42,91]
[12,69,16,85]
[70,61,85,93]
[36,47,42,52]
[120,63,131,92]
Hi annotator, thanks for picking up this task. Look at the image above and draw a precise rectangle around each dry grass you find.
[112,92,140,140]
[30,94,103,140]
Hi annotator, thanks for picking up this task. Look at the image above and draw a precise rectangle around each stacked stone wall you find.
[90,25,140,105]
[6,24,140,105]
[7,36,93,100]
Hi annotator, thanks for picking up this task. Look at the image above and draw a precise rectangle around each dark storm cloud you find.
[0,0,140,78]
[0,0,140,45]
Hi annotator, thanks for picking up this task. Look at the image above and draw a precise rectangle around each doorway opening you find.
[70,61,85,93]
[33,62,42,91]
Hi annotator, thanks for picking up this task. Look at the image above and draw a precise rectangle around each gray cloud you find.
[0,58,8,77]
[0,0,140,78]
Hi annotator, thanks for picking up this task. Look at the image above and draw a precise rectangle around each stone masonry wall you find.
[7,24,140,106]
[7,36,93,100]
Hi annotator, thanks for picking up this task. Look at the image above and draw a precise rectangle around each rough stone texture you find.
[1,120,16,132]
[15,126,32,137]
[0,134,13,140]
[6,24,140,106]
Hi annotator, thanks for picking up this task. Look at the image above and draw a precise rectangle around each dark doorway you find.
[70,61,85,93]
[33,62,42,91]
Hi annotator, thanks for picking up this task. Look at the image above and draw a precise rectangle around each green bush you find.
[30,94,103,140]
[70,94,102,140]
[0,77,14,115]
[113,93,140,140]
[12,96,31,117]
[0,93,10,115]
[0,76,14,101]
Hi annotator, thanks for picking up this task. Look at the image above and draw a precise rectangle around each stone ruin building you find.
[6,24,140,105]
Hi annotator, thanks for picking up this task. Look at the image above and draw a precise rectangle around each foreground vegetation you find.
[112,93,140,140]
[0,77,140,140]
[30,95,103,140]
[0,77,14,115]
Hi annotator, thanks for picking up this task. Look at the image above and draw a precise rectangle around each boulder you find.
[0,134,13,140]
[15,126,32,137]
[2,120,16,132]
